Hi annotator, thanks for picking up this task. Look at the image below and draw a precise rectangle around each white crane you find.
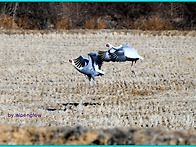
[69,53,104,99]
[98,43,143,74]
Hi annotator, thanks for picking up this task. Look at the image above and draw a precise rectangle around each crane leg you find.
[131,61,136,75]
[94,80,97,100]
[87,81,92,99]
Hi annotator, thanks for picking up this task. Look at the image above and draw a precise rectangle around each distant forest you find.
[0,2,196,30]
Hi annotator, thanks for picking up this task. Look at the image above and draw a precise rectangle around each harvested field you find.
[0,30,196,131]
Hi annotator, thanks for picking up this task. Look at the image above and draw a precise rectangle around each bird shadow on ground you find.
[45,102,104,112]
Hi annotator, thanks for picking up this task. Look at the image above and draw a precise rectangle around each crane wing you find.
[109,48,126,62]
[98,50,111,62]
[88,53,104,75]
[73,55,89,68]
[88,53,103,70]
[121,45,143,59]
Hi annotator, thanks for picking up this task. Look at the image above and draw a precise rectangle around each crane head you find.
[106,43,113,48]
[69,59,72,63]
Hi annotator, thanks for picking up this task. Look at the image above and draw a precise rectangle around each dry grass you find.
[0,13,175,30]
[97,18,107,29]
[0,14,16,29]
[0,30,195,130]
[131,15,173,30]
[0,14,37,30]
[16,17,29,29]
[55,17,72,30]
[84,17,111,29]
[84,18,96,29]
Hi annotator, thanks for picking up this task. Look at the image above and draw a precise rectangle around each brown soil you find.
[0,124,196,145]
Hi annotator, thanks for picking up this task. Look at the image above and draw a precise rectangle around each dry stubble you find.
[0,30,195,130]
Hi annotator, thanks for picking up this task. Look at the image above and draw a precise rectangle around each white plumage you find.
[99,43,143,73]
[105,43,143,60]
[69,53,104,99]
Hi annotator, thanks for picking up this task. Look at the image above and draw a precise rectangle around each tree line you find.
[0,2,195,30]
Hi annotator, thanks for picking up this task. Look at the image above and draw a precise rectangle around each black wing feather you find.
[98,50,110,62]
[73,55,88,68]
[110,49,126,62]
[88,53,103,70]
